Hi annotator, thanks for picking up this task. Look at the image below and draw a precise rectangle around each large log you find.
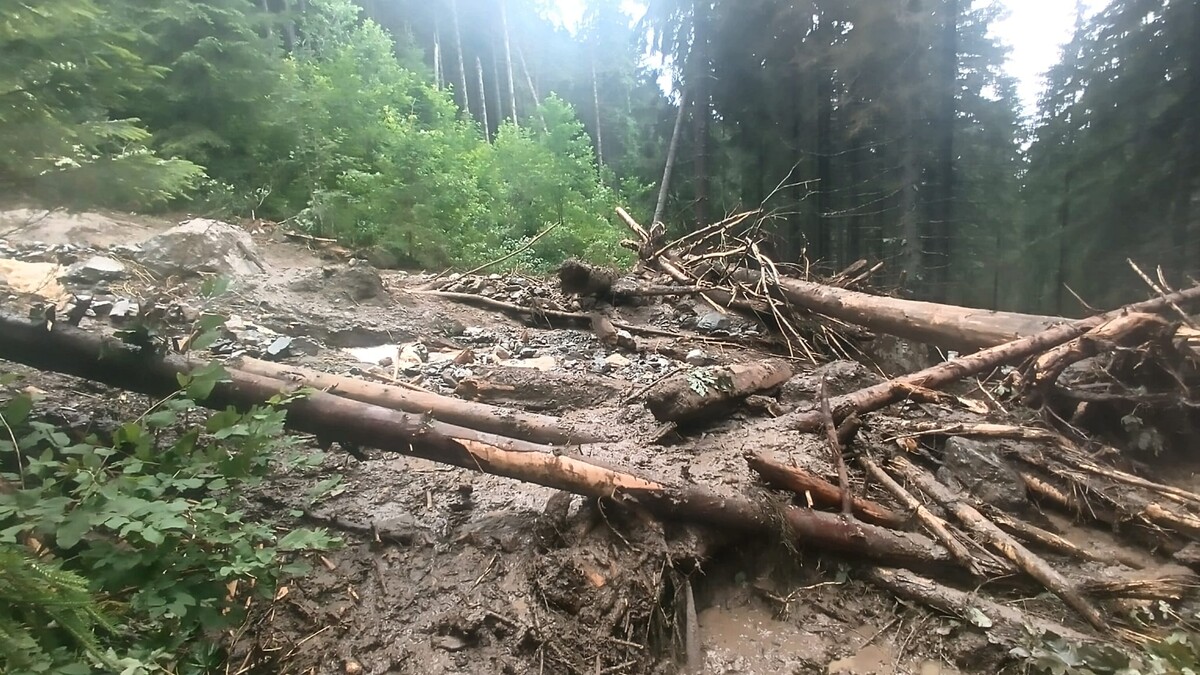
[786,285,1200,432]
[729,268,1063,352]
[0,313,951,569]
[236,357,597,445]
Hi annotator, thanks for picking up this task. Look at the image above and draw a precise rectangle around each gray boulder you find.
[135,219,268,278]
[937,437,1027,512]
[62,255,128,285]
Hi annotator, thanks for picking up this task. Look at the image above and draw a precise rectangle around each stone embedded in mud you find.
[696,311,733,333]
[604,352,632,368]
[135,218,268,279]
[779,360,884,405]
[685,348,710,366]
[936,437,1028,512]
[62,255,128,285]
[288,264,385,301]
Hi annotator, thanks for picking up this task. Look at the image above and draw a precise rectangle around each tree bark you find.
[592,54,604,168]
[500,0,518,126]
[864,567,1093,644]
[0,313,950,570]
[235,357,597,445]
[476,57,491,142]
[450,0,471,114]
[890,456,1107,631]
[691,0,711,230]
[783,284,1200,432]
[653,86,689,229]
[815,69,834,264]
[745,452,907,529]
[728,267,1063,352]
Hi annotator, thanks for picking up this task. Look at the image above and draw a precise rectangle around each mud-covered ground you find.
[3,208,1191,675]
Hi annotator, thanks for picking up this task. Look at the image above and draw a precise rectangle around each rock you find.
[135,219,268,278]
[433,634,469,652]
[500,355,557,371]
[288,336,322,356]
[399,342,428,366]
[780,360,884,404]
[518,347,538,359]
[62,255,127,285]
[90,299,114,316]
[685,349,710,366]
[265,336,293,359]
[604,353,632,368]
[343,659,363,675]
[288,264,385,301]
[696,311,733,333]
[1173,542,1200,568]
[937,437,1027,512]
[109,299,138,319]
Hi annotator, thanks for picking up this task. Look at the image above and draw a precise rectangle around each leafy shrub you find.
[0,369,339,673]
[1014,627,1200,675]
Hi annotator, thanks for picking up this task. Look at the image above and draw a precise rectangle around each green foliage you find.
[0,0,204,209]
[686,367,732,397]
[0,377,339,673]
[1014,630,1200,675]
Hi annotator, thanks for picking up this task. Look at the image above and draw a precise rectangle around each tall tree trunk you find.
[492,38,504,130]
[500,0,518,126]
[592,55,604,169]
[1172,0,1200,281]
[433,15,443,90]
[450,0,471,114]
[847,134,864,263]
[1055,169,1073,315]
[815,69,834,265]
[692,0,711,230]
[517,43,546,131]
[928,0,958,302]
[476,57,491,142]
[899,144,922,291]
[257,0,274,40]
[653,88,689,228]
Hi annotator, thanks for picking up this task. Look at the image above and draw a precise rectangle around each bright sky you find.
[547,0,1112,116]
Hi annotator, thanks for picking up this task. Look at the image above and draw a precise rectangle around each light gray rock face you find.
[136,219,268,278]
[62,255,128,285]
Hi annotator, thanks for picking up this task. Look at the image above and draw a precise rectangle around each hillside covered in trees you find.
[3,0,1197,306]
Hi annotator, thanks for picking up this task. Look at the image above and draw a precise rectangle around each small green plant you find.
[0,369,340,673]
[687,367,733,397]
[1012,627,1200,674]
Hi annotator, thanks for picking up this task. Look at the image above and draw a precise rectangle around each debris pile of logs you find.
[2,205,1200,652]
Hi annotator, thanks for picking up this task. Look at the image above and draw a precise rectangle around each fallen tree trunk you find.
[0,313,951,569]
[236,357,597,445]
[744,451,907,529]
[891,456,1107,631]
[863,567,1094,644]
[786,285,1200,432]
[455,367,625,413]
[728,268,1063,352]
[644,359,792,424]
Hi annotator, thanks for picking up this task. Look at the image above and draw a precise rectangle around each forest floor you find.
[1,208,1195,675]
